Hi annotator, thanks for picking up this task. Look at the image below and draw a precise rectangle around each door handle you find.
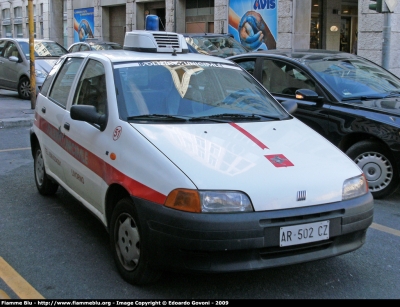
[64,122,70,130]
[41,107,46,113]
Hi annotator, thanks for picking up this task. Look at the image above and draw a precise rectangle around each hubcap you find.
[35,150,45,186]
[354,151,393,192]
[20,80,31,98]
[115,214,140,271]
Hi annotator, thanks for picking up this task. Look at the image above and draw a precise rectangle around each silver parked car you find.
[0,38,68,99]
[68,40,123,52]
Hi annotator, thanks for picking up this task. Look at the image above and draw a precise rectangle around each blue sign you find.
[74,7,95,42]
[228,0,278,50]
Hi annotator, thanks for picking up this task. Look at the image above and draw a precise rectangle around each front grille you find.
[260,209,344,227]
[259,238,334,259]
[152,33,180,49]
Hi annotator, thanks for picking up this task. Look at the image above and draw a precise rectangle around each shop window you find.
[310,0,322,49]
[186,0,214,9]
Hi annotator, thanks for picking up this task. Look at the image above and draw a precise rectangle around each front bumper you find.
[132,192,373,272]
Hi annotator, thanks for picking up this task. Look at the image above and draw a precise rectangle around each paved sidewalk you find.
[0,90,35,129]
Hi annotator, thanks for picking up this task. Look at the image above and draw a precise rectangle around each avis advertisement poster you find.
[228,0,278,51]
[74,7,95,43]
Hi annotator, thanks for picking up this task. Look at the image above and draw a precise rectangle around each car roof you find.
[1,37,57,43]
[75,41,120,45]
[63,49,236,64]
[232,49,360,63]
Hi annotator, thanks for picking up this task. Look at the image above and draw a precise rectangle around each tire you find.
[110,198,161,285]
[346,140,399,199]
[18,77,31,100]
[33,145,59,195]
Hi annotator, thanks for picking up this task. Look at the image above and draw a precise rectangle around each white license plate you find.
[280,220,330,247]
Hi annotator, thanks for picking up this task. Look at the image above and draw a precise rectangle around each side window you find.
[40,58,65,96]
[262,59,316,96]
[48,57,83,108]
[80,44,90,51]
[236,59,256,76]
[0,40,7,57]
[73,59,107,115]
[70,45,80,52]
[3,42,19,59]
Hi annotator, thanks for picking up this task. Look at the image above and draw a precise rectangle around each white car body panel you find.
[133,118,361,211]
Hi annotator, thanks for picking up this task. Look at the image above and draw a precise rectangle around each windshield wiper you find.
[384,91,400,98]
[189,113,281,122]
[127,114,188,122]
[341,95,385,101]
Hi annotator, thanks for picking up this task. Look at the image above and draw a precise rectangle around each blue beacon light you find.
[145,15,159,31]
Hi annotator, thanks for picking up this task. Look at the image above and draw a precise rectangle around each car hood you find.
[35,59,59,73]
[132,118,362,211]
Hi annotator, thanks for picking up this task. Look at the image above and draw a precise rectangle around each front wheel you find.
[110,198,161,285]
[18,77,31,100]
[33,145,58,195]
[346,140,399,199]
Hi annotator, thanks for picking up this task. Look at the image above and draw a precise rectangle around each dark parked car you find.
[68,40,122,52]
[184,33,249,58]
[229,50,400,199]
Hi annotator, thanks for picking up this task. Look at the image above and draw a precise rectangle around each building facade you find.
[1,0,399,76]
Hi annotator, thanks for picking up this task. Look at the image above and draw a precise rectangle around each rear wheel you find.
[110,198,161,285]
[346,140,399,199]
[18,77,31,100]
[33,145,58,195]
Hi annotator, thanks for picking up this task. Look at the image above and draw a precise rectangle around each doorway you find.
[340,17,351,53]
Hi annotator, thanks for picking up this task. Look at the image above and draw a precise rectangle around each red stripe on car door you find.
[35,114,167,204]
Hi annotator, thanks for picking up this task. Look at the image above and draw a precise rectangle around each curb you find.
[0,117,34,129]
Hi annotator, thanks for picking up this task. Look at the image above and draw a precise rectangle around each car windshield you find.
[185,36,249,58]
[20,41,68,58]
[307,57,400,100]
[114,60,287,122]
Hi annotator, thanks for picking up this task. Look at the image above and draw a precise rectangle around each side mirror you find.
[8,56,19,63]
[70,105,107,131]
[295,89,322,102]
[281,100,297,114]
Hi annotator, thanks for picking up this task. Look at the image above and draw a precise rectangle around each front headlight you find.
[35,69,48,78]
[342,174,369,200]
[165,189,253,213]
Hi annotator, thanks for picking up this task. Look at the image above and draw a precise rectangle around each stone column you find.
[322,0,341,50]
[67,0,74,47]
[292,0,311,49]
[166,0,185,32]
[279,0,294,50]
[126,0,135,32]
[358,0,400,77]
[214,0,227,34]
[48,0,63,45]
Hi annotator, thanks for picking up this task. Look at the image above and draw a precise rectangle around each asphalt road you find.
[1,126,399,300]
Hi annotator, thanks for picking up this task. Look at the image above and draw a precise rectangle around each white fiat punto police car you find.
[30,30,373,285]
